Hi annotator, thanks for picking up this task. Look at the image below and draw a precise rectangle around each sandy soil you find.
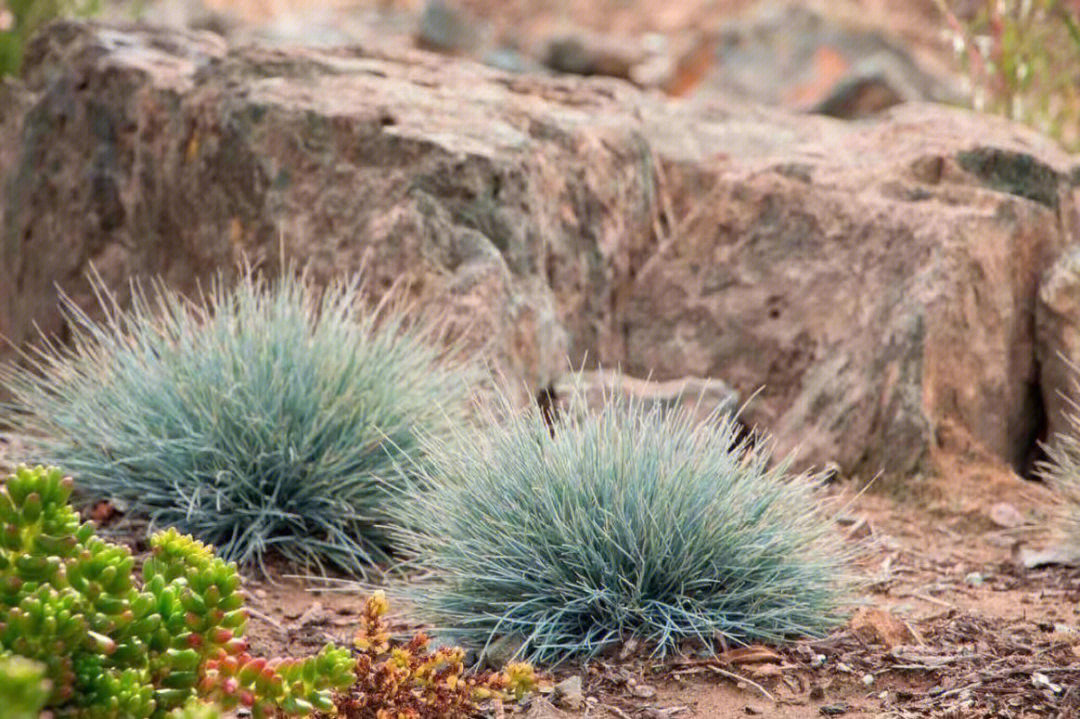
[163,454,1080,719]
[8,415,1080,719]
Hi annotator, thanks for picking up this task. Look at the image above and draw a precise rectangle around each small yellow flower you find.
[354,629,390,653]
[503,662,539,701]
[390,648,413,669]
[368,590,389,618]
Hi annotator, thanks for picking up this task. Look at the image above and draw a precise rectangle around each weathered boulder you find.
[630,120,1078,477]
[2,21,1078,480]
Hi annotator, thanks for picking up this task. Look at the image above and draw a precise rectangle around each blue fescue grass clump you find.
[396,382,854,666]
[0,269,472,577]
[1038,391,1080,553]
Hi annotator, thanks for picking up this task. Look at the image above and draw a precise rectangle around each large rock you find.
[630,125,1078,477]
[2,21,1078,480]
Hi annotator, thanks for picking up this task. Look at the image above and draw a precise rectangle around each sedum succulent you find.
[337,590,542,718]
[166,699,223,719]
[0,464,355,718]
[0,653,51,719]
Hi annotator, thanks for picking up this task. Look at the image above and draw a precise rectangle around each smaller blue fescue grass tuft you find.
[395,377,856,666]
[1,267,474,577]
[1038,386,1080,552]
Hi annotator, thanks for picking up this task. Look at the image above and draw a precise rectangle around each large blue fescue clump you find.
[397,384,853,665]
[2,270,471,576]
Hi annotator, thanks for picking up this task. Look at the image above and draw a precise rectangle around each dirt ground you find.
[160,454,1080,719]
[6,432,1080,718]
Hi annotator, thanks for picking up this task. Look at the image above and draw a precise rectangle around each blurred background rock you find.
[84,0,964,118]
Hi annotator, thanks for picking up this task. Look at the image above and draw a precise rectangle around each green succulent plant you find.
[166,700,222,719]
[0,464,356,717]
[0,654,51,719]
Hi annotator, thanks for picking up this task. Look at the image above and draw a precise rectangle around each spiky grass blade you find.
[1038,368,1080,552]
[1,269,472,577]
[396,381,854,665]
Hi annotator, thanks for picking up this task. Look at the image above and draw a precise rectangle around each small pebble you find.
[482,634,524,670]
[1032,672,1063,694]
[964,571,984,587]
[989,502,1025,528]
[553,674,585,711]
